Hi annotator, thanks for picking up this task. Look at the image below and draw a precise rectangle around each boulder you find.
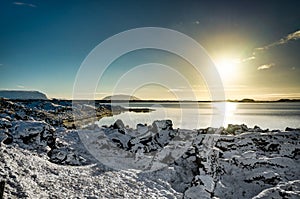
[103,120,177,153]
[48,147,86,166]
[152,120,173,132]
[0,133,8,145]
[10,121,56,152]
[105,129,132,149]
[136,123,148,135]
[0,118,12,129]
[113,119,125,129]
[226,124,248,135]
[285,127,299,131]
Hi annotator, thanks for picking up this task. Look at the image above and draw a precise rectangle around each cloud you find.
[255,30,300,51]
[168,88,187,92]
[13,2,36,8]
[240,30,300,65]
[17,84,25,88]
[240,56,255,63]
[257,63,275,70]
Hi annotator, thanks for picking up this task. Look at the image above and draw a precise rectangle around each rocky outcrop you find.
[136,123,300,199]
[0,119,87,166]
[10,121,55,151]
[0,99,299,198]
[253,180,300,199]
[0,98,125,129]
[181,129,300,198]
[0,144,181,198]
[103,119,176,153]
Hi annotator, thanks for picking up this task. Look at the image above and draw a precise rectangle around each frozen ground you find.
[0,98,299,198]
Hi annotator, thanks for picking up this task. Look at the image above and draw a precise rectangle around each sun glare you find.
[215,58,239,81]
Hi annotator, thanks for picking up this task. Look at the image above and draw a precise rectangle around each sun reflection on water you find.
[225,102,237,116]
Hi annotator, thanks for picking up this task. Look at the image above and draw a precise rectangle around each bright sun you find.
[215,58,239,81]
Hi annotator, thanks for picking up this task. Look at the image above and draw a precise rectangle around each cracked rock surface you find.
[0,98,299,198]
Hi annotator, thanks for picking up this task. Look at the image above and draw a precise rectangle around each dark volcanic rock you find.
[104,120,178,153]
[48,148,86,166]
[285,127,300,131]
[10,121,55,152]
[113,119,125,129]
[226,124,248,134]
[0,98,300,198]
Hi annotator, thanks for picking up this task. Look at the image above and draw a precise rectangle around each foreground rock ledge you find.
[0,99,299,198]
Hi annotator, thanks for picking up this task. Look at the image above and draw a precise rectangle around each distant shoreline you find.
[6,98,300,103]
[1,90,299,103]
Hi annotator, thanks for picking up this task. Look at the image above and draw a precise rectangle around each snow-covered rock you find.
[0,144,181,198]
[0,99,299,198]
[103,119,177,153]
[8,121,55,152]
[181,130,300,199]
[253,180,300,199]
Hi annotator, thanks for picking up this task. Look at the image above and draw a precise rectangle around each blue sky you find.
[1,0,299,100]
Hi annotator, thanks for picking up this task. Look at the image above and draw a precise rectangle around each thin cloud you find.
[257,63,275,70]
[17,84,25,89]
[241,30,300,64]
[168,88,187,92]
[255,30,300,51]
[240,56,255,63]
[13,2,36,8]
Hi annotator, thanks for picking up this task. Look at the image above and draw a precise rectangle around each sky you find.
[0,0,299,100]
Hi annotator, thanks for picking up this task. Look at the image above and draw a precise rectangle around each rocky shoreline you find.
[0,99,299,198]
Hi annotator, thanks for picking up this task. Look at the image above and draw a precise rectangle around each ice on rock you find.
[105,129,132,149]
[0,133,8,144]
[136,123,148,135]
[10,120,56,151]
[0,118,11,128]
[48,148,68,163]
[102,119,178,153]
[152,120,173,132]
[198,175,215,192]
[184,186,211,199]
[0,98,299,198]
[48,147,86,165]
[253,180,300,199]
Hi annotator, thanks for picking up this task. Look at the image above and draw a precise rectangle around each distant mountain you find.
[102,94,141,101]
[0,90,48,100]
[276,98,300,102]
[227,98,300,103]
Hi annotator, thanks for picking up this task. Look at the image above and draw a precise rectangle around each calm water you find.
[97,102,300,130]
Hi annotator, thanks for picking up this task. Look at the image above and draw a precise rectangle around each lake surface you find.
[97,102,300,130]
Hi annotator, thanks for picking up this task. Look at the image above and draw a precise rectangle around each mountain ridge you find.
[0,90,48,100]
[102,94,141,101]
